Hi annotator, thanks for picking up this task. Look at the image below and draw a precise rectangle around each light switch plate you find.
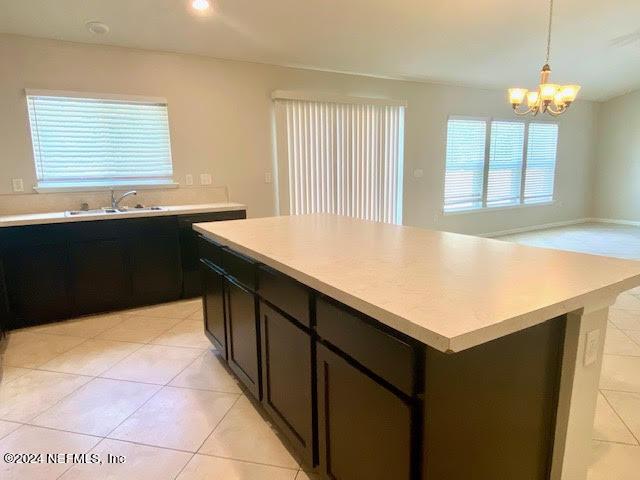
[200,173,212,185]
[584,329,601,366]
[12,178,24,192]
[185,174,194,186]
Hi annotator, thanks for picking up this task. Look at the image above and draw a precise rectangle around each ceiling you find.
[1,0,639,101]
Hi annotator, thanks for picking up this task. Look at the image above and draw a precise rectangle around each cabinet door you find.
[127,217,182,306]
[260,302,313,465]
[0,259,9,334]
[70,239,129,315]
[3,244,70,327]
[317,344,412,480]
[226,278,260,399]
[202,261,226,355]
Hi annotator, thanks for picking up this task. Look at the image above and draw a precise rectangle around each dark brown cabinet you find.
[260,301,313,465]
[202,261,227,355]
[3,243,70,327]
[127,217,182,306]
[317,343,412,480]
[226,278,261,399]
[69,238,128,314]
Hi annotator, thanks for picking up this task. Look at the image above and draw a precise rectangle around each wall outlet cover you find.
[413,169,424,178]
[12,178,24,192]
[584,329,601,367]
[185,174,194,186]
[200,173,212,185]
[265,172,273,184]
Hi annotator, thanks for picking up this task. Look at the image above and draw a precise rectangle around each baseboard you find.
[481,218,589,238]
[586,217,640,227]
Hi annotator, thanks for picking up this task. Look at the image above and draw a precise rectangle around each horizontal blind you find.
[27,95,173,186]
[524,123,559,204]
[486,121,525,207]
[443,118,486,212]
[277,99,404,224]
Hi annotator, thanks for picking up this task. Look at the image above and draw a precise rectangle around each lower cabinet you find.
[3,243,70,327]
[69,238,129,315]
[316,343,413,480]
[260,302,314,465]
[226,278,261,399]
[202,261,227,355]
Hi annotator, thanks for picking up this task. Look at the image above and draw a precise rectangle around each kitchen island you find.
[194,214,640,480]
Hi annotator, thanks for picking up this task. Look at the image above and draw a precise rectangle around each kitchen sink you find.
[65,206,167,217]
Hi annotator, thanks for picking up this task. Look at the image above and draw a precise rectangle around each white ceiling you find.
[1,0,639,101]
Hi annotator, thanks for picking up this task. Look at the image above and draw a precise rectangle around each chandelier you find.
[508,0,580,116]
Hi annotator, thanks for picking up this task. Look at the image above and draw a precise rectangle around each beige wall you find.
[0,34,599,234]
[593,89,640,222]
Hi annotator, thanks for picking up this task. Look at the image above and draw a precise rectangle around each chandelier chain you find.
[546,0,554,64]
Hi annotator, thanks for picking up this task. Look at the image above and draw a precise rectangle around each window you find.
[273,92,405,224]
[26,90,174,190]
[443,117,558,213]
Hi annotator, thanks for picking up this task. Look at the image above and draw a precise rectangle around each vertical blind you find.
[275,98,405,224]
[27,93,173,188]
[444,117,558,212]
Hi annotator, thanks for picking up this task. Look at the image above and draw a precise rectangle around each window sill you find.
[443,201,556,216]
[33,181,180,193]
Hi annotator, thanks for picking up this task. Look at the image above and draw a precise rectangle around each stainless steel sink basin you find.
[65,206,166,217]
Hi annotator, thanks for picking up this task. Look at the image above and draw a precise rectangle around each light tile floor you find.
[0,298,314,480]
[501,222,640,480]
[1,222,638,479]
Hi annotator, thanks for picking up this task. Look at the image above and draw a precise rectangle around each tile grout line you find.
[599,389,640,446]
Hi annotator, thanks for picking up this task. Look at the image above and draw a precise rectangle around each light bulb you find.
[192,0,210,11]
[526,91,540,107]
[508,88,528,106]
[553,91,566,107]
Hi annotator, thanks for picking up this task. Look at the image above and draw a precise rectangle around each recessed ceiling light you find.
[85,21,110,35]
[191,0,210,11]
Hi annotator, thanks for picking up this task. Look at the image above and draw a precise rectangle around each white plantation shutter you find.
[27,92,173,188]
[443,118,486,212]
[524,123,559,204]
[486,121,525,207]
[275,97,405,224]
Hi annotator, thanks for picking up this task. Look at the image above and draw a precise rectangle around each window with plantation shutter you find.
[487,121,525,207]
[443,118,487,212]
[524,123,559,204]
[443,117,558,212]
[26,90,174,190]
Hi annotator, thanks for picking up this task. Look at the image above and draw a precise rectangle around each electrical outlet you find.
[413,169,424,178]
[584,329,601,366]
[185,174,194,186]
[199,173,212,185]
[264,172,273,184]
[12,178,24,192]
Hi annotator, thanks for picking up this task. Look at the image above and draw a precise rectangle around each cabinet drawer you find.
[198,236,224,269]
[222,248,257,291]
[258,267,310,327]
[316,297,416,396]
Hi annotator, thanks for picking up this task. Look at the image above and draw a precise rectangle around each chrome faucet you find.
[110,189,137,210]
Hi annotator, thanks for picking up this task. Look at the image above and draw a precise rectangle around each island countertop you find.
[194,214,640,352]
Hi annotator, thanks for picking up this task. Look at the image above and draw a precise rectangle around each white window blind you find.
[443,119,486,212]
[274,97,405,224]
[443,117,558,212]
[524,123,559,204]
[26,92,174,189]
[487,121,525,207]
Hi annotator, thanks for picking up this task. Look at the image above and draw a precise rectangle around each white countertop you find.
[194,214,640,353]
[0,202,246,228]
